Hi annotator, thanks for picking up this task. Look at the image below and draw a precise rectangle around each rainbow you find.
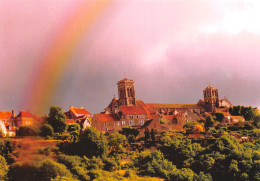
[25,0,112,114]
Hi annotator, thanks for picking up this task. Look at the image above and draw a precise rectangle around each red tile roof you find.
[94,114,120,122]
[16,111,34,118]
[70,107,91,115]
[0,111,13,119]
[66,119,76,124]
[215,108,231,116]
[120,106,148,115]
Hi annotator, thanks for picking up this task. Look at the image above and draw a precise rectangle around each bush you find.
[67,124,81,132]
[103,157,119,171]
[121,127,139,137]
[37,159,73,181]
[17,126,39,136]
[0,155,8,180]
[40,124,54,137]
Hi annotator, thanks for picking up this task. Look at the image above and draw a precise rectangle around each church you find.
[91,78,232,132]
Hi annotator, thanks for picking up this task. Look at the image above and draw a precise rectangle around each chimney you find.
[12,110,15,118]
[70,106,73,108]
[80,106,83,109]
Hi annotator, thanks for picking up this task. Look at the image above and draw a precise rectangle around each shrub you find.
[40,124,54,137]
[0,155,8,180]
[37,159,73,181]
[17,126,39,136]
[67,124,81,132]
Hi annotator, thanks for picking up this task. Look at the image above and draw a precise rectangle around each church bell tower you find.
[117,78,136,106]
[203,85,219,112]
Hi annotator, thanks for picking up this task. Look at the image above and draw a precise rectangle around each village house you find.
[64,106,92,130]
[14,110,42,127]
[0,110,16,137]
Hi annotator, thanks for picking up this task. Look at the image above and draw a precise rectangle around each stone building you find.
[92,78,232,133]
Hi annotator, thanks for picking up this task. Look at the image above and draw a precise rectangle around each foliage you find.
[17,125,39,136]
[107,131,127,153]
[67,123,81,132]
[40,124,54,137]
[121,127,139,137]
[127,135,136,144]
[37,159,73,181]
[103,157,119,171]
[204,116,215,130]
[57,154,89,181]
[133,150,176,180]
[47,106,67,134]
[215,112,225,122]
[150,128,156,141]
[144,128,150,140]
[79,127,108,158]
[183,121,196,133]
[229,106,259,121]
[0,155,8,180]
[193,125,204,133]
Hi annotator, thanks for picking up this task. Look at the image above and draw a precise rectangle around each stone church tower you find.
[117,78,136,106]
[203,85,219,112]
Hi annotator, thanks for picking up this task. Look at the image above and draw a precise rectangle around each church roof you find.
[117,78,134,83]
[204,85,217,90]
[145,103,203,109]
[120,105,148,115]
[94,113,120,122]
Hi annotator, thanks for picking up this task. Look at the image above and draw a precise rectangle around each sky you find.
[0,0,260,115]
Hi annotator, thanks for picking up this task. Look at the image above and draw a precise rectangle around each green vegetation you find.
[1,104,260,181]
[47,106,67,134]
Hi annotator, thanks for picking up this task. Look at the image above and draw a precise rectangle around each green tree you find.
[183,121,196,133]
[144,128,150,140]
[37,159,73,181]
[215,112,224,122]
[79,127,108,158]
[40,124,54,137]
[47,106,67,134]
[67,123,81,132]
[151,128,156,141]
[121,127,139,137]
[107,131,127,153]
[204,116,215,130]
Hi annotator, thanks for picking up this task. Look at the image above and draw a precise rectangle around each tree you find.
[107,131,127,153]
[67,123,81,132]
[121,127,139,137]
[47,106,67,134]
[215,112,225,122]
[183,121,196,133]
[37,159,73,181]
[40,124,54,137]
[144,128,150,140]
[151,128,156,141]
[79,127,108,158]
[205,116,215,130]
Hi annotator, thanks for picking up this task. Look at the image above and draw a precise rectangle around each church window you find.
[122,121,125,125]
